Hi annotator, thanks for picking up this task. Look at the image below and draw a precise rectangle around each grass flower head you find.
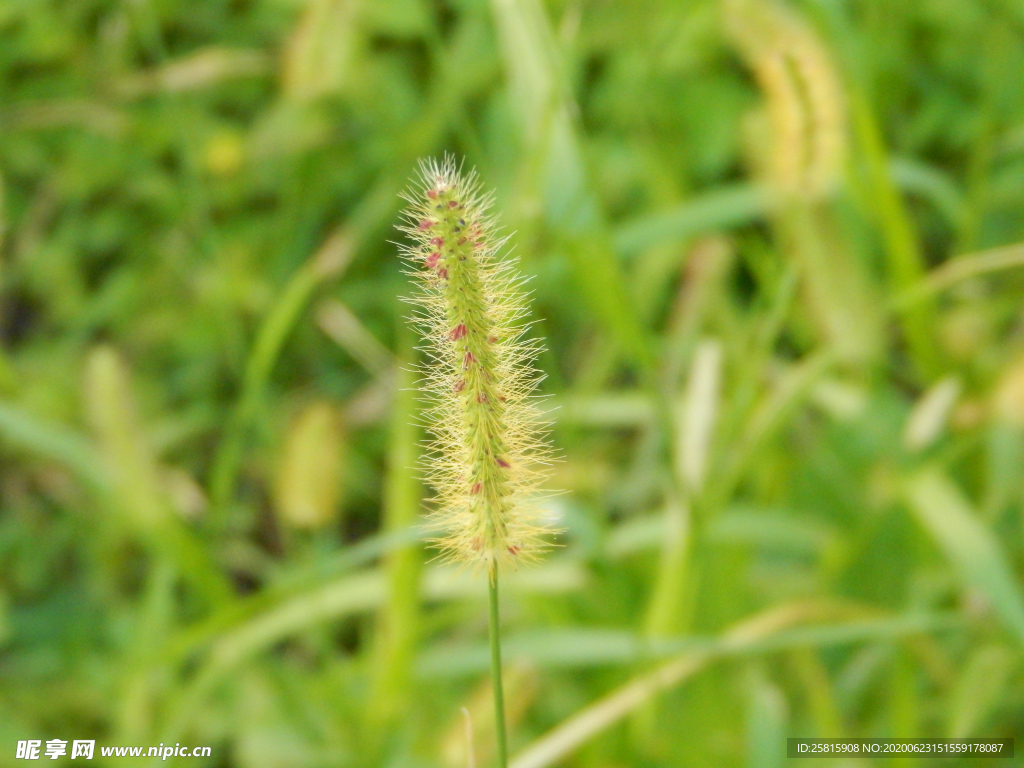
[398,156,554,571]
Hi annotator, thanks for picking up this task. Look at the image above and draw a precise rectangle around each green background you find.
[0,0,1023,765]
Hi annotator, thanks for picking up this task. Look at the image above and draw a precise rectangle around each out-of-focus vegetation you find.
[1,0,1024,765]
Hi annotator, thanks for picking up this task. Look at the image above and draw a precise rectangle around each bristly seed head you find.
[397,155,556,571]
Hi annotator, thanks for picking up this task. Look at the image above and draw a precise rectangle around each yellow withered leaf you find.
[274,400,345,529]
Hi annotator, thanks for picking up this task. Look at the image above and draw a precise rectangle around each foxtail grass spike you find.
[398,156,555,572]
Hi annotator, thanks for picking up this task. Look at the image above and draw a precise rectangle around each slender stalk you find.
[488,563,509,768]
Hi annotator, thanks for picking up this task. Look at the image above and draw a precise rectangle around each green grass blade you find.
[489,0,653,374]
[905,470,1024,645]
[369,350,423,726]
[0,401,107,492]
[208,230,354,512]
[613,184,767,256]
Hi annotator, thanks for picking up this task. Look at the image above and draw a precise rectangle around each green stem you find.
[488,563,508,768]
[208,250,341,517]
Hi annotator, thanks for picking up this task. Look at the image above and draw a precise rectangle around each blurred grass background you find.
[1,0,1024,765]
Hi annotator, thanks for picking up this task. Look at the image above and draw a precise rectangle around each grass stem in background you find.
[369,341,422,728]
[208,230,353,515]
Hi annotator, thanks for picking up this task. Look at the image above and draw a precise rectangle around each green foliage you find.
[0,0,1023,766]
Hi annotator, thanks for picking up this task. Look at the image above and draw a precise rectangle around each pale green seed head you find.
[398,156,556,570]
